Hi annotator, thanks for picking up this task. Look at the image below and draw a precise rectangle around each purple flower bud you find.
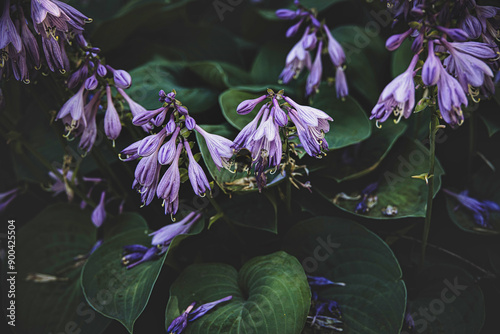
[422,41,440,86]
[123,244,149,253]
[437,27,469,42]
[236,94,267,115]
[324,24,345,67]
[275,9,299,20]
[306,40,323,97]
[97,63,107,77]
[177,104,188,115]
[113,69,132,89]
[150,211,201,250]
[167,303,194,334]
[91,191,106,228]
[166,113,177,133]
[185,141,210,196]
[185,115,196,130]
[302,28,317,51]
[104,85,122,140]
[335,66,349,98]
[0,0,22,52]
[158,127,180,165]
[272,98,288,126]
[138,128,167,157]
[286,18,304,38]
[386,29,412,51]
[188,296,233,321]
[85,74,98,90]
[411,32,424,53]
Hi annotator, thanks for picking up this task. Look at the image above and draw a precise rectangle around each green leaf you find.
[187,61,252,90]
[408,263,485,334]
[81,212,203,333]
[316,137,445,219]
[282,216,407,334]
[391,39,413,78]
[311,87,372,149]
[250,43,289,86]
[165,251,311,334]
[314,121,407,182]
[14,204,111,334]
[445,164,500,235]
[332,25,389,104]
[127,59,218,113]
[219,89,263,130]
[195,123,285,194]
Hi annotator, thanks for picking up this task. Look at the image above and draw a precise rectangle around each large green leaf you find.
[313,121,407,182]
[250,43,289,86]
[165,251,311,334]
[311,87,372,149]
[187,61,252,90]
[282,216,407,334]
[316,137,445,219]
[445,165,500,235]
[126,59,218,113]
[391,39,413,78]
[81,212,204,333]
[14,204,111,334]
[407,263,484,334]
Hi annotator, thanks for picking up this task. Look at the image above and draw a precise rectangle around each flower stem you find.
[420,110,439,269]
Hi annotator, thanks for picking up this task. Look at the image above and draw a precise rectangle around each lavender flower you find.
[150,211,201,253]
[422,41,440,86]
[0,0,22,53]
[306,40,323,97]
[91,191,106,228]
[167,296,232,333]
[444,189,500,229]
[370,54,418,124]
[56,84,86,131]
[436,63,468,128]
[236,94,267,115]
[157,143,183,215]
[184,141,210,196]
[194,125,233,170]
[280,30,311,84]
[307,275,345,287]
[79,90,102,152]
[107,66,132,89]
[117,87,154,133]
[335,66,348,98]
[104,85,122,141]
[121,245,159,269]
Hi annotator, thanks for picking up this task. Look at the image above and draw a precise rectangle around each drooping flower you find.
[56,84,86,130]
[279,29,312,84]
[149,211,201,253]
[104,85,122,141]
[443,189,500,228]
[194,125,233,170]
[436,62,468,127]
[184,140,210,196]
[156,142,183,215]
[307,275,346,287]
[117,87,154,133]
[91,191,106,228]
[335,66,348,98]
[422,40,440,86]
[121,245,159,269]
[370,54,418,124]
[305,40,323,96]
[0,0,22,53]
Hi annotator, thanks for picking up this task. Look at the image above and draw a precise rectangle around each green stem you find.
[420,110,439,269]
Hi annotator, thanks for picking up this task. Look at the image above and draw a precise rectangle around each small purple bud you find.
[286,18,304,38]
[158,128,180,165]
[335,66,348,98]
[437,27,469,42]
[422,41,440,86]
[236,95,267,115]
[302,30,317,50]
[177,105,188,115]
[272,98,288,126]
[104,85,122,140]
[85,74,98,90]
[185,115,196,130]
[97,63,107,77]
[275,9,299,20]
[166,113,176,133]
[411,32,424,53]
[386,29,412,51]
[91,191,106,228]
[108,66,132,89]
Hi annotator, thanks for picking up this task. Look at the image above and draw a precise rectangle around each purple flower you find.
[19,9,40,68]
[121,245,159,269]
[184,141,210,196]
[0,188,18,213]
[276,9,301,20]
[307,275,346,287]
[79,91,102,152]
[288,108,329,157]
[97,63,107,77]
[283,95,332,128]
[0,0,22,53]
[84,74,98,90]
[385,29,412,51]
[370,54,418,124]
[91,191,106,228]
[104,85,122,141]
[444,189,500,228]
[236,94,267,115]
[185,115,196,130]
[167,296,232,333]
[422,40,440,86]
[56,84,86,130]
[109,67,132,89]
[280,30,312,84]
[117,88,153,133]
[436,62,468,127]
[138,127,168,157]
[232,104,266,149]
[286,18,305,38]
[194,125,233,170]
[460,9,482,39]
[305,40,323,97]
[158,127,180,165]
[436,26,469,42]
[335,66,348,98]
[323,24,345,67]
[149,211,201,253]
[157,143,183,215]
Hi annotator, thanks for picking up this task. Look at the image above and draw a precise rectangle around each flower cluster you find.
[232,89,332,190]
[306,275,345,331]
[0,0,92,82]
[372,1,500,128]
[276,0,348,98]
[121,90,233,216]
[167,296,232,334]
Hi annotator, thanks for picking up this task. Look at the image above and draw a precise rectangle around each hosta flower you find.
[305,40,323,96]
[370,54,418,124]
[184,141,210,196]
[335,66,348,98]
[79,90,102,152]
[157,143,183,215]
[194,125,233,170]
[150,211,201,253]
[444,189,500,228]
[0,0,22,53]
[167,296,232,334]
[280,29,312,84]
[104,85,122,141]
[121,245,159,269]
[436,62,468,127]
[91,191,106,228]
[422,40,440,86]
[56,84,86,130]
[117,88,154,133]
[323,24,345,67]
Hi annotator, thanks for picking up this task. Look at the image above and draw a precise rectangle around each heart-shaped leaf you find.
[14,203,111,334]
[283,216,407,334]
[165,251,310,334]
[313,121,407,182]
[81,212,204,333]
[316,137,445,219]
[407,263,484,334]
